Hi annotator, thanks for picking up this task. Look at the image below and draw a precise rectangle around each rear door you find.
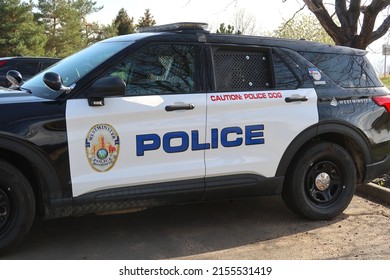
[205,45,319,180]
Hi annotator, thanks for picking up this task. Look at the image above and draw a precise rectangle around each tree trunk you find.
[303,0,390,49]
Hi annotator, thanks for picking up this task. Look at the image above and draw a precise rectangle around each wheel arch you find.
[276,121,372,185]
[0,134,68,218]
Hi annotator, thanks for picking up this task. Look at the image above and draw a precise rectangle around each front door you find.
[66,43,207,197]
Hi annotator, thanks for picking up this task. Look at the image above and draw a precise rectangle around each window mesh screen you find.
[214,50,272,91]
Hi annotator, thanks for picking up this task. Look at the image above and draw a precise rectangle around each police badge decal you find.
[85,124,120,172]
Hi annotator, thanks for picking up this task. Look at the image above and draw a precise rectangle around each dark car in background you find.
[0,56,60,87]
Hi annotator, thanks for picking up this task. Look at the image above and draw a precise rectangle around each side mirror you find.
[43,72,73,93]
[87,76,126,106]
[43,72,62,91]
[6,70,23,87]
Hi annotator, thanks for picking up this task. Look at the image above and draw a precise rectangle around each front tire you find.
[282,142,357,220]
[0,160,35,253]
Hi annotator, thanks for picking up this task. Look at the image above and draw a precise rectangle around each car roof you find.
[0,56,60,61]
[207,33,366,55]
[100,22,366,56]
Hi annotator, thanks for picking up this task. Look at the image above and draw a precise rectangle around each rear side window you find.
[213,48,273,91]
[0,60,10,73]
[300,52,382,88]
[273,50,299,89]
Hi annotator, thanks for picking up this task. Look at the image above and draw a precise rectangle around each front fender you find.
[0,134,72,218]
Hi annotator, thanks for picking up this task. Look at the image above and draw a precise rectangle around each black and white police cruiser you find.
[1,22,390,252]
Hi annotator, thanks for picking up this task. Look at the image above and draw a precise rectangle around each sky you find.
[86,0,305,34]
[86,0,390,74]
[35,0,390,61]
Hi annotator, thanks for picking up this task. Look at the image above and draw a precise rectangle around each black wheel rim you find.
[305,160,344,206]
[0,187,12,233]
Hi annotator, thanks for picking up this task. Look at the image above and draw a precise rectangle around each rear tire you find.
[0,160,35,253]
[282,142,357,220]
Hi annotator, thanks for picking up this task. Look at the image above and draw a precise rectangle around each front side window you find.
[106,44,200,95]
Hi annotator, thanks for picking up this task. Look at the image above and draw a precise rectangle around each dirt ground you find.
[2,194,390,260]
[176,195,390,260]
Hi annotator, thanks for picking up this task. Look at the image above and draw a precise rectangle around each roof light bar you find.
[137,22,208,33]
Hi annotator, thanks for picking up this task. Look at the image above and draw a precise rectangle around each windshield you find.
[23,41,131,99]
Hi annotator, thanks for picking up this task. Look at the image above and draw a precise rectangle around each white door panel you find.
[205,88,318,178]
[66,94,207,197]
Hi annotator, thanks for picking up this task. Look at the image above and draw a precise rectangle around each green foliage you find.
[114,8,135,35]
[269,14,334,45]
[37,0,87,57]
[0,0,47,56]
[73,0,102,18]
[137,9,156,28]
[380,76,390,88]
[84,22,118,45]
[216,23,235,34]
[0,2,156,58]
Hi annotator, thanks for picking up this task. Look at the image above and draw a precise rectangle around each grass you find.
[380,76,390,88]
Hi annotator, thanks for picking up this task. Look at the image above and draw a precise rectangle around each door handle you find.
[165,103,195,112]
[285,96,308,103]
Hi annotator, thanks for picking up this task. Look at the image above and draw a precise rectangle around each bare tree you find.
[188,0,390,49]
[234,8,257,35]
[302,0,390,49]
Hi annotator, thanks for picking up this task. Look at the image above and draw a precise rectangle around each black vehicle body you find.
[0,56,60,87]
[0,23,389,252]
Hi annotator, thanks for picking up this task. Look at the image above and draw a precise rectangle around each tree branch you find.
[282,3,306,30]
[370,14,390,44]
[335,0,348,27]
[303,0,344,43]
[366,0,390,13]
[359,0,390,44]
[347,0,361,33]
[302,0,390,49]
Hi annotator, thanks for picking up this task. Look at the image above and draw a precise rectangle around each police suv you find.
[1,22,390,252]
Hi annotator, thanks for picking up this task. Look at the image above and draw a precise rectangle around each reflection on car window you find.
[106,44,200,95]
[300,52,382,88]
[23,40,131,99]
[272,51,299,89]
